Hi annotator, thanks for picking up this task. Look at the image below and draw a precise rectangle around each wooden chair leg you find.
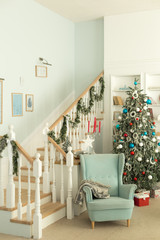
[127,219,130,227]
[91,221,95,229]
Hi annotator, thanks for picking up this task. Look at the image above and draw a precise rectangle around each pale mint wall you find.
[75,18,104,97]
[0,0,75,142]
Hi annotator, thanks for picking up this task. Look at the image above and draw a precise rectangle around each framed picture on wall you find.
[26,94,34,112]
[12,93,23,117]
[35,65,47,78]
[0,80,3,124]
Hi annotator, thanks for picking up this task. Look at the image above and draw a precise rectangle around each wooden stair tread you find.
[21,166,44,171]
[10,201,66,225]
[0,189,51,212]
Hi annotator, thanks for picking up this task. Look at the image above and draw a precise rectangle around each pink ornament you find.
[88,121,90,133]
[93,117,96,133]
[99,121,101,133]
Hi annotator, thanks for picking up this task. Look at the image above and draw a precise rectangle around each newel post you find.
[42,123,50,193]
[33,153,42,239]
[66,147,74,219]
[6,125,15,208]
[0,151,4,207]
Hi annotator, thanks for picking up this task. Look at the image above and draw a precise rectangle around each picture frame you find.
[113,111,121,120]
[12,93,23,117]
[26,94,34,112]
[35,65,47,78]
[0,80,3,124]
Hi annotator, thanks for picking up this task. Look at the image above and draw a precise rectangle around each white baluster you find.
[85,115,88,134]
[58,121,62,137]
[60,153,64,204]
[33,153,42,240]
[73,106,76,121]
[66,116,69,137]
[69,126,72,143]
[66,147,74,219]
[50,144,56,203]
[85,92,88,108]
[70,109,73,121]
[55,126,57,138]
[6,125,15,208]
[76,128,79,150]
[42,123,50,194]
[82,114,85,138]
[27,162,31,221]
[17,154,22,220]
[72,128,76,150]
[0,152,4,207]
[49,143,53,182]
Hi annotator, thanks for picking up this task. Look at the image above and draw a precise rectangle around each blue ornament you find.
[141,134,144,136]
[116,124,120,129]
[158,142,160,146]
[146,99,152,104]
[120,139,124,142]
[114,139,116,143]
[129,143,134,148]
[144,132,147,136]
[151,126,154,129]
[134,81,137,85]
[123,108,128,113]
[152,132,156,136]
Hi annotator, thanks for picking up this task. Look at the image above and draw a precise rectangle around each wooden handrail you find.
[0,136,33,165]
[15,141,34,165]
[48,136,66,158]
[49,71,104,130]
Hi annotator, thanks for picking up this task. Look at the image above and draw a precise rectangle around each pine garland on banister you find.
[48,76,105,144]
[0,134,19,175]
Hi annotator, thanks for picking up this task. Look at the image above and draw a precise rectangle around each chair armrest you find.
[83,186,93,203]
[119,184,137,199]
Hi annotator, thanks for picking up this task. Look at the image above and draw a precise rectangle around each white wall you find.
[104,10,160,153]
[75,18,104,98]
[0,0,75,142]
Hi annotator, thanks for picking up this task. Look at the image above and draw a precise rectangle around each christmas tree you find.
[113,79,160,190]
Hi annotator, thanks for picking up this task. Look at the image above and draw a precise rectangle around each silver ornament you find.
[138,157,142,162]
[152,138,156,142]
[155,148,159,153]
[148,175,152,180]
[130,111,136,118]
[136,108,140,112]
[143,106,147,110]
[139,142,143,147]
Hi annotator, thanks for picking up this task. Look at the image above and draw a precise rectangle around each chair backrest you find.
[80,153,124,196]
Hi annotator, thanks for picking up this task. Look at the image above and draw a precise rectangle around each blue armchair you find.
[80,153,137,229]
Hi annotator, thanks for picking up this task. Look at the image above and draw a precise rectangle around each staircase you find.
[0,71,104,239]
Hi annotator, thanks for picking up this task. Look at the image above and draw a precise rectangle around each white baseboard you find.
[21,91,75,157]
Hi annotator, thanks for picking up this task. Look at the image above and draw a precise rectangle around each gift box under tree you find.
[134,193,150,207]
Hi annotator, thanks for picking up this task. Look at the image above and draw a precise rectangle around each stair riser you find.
[21,170,34,177]
[42,207,66,229]
[15,181,53,191]
[15,181,43,191]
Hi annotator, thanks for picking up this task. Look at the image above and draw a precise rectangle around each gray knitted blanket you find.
[75,180,110,206]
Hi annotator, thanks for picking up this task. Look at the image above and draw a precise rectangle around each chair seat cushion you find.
[87,197,134,211]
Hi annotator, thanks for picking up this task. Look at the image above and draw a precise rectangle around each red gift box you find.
[134,193,149,207]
